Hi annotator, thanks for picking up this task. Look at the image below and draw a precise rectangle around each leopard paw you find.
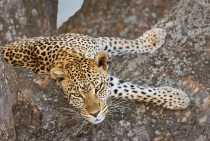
[142,28,167,53]
[160,87,190,110]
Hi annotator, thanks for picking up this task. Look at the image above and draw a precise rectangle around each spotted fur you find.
[0,28,190,124]
[109,77,189,110]
[96,28,166,57]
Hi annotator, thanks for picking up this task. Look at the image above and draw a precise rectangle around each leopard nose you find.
[90,110,100,117]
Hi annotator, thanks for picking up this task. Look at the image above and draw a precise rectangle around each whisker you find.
[110,99,129,106]
[109,105,130,109]
[57,107,78,112]
[108,99,132,115]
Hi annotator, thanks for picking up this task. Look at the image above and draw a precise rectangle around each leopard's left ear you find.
[92,52,109,73]
[50,67,69,86]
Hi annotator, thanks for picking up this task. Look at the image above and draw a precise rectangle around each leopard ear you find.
[92,52,109,72]
[50,67,68,84]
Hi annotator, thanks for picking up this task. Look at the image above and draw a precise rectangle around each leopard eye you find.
[95,83,103,93]
[95,89,99,93]
[95,86,100,93]
[78,94,83,98]
[73,93,83,98]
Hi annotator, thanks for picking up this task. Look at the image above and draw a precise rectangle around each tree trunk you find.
[0,0,57,140]
[0,55,17,141]
[58,0,180,38]
[0,0,210,140]
[0,0,58,46]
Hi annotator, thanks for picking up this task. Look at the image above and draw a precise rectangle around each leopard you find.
[0,28,190,124]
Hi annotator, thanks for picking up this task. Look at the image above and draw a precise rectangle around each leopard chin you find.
[87,116,106,124]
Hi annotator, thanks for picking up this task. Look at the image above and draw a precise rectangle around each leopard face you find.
[50,52,110,124]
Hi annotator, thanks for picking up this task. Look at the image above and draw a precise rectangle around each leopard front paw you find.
[160,87,190,110]
[142,28,167,53]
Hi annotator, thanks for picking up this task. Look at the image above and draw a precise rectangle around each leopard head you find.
[50,52,110,124]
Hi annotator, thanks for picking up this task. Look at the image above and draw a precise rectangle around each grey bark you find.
[0,0,58,46]
[0,0,57,140]
[58,0,180,38]
[0,55,17,141]
[0,0,210,140]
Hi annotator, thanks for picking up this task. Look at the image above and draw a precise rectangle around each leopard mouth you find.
[81,108,108,124]
[90,116,105,124]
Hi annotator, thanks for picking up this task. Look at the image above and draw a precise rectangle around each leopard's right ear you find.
[50,67,69,85]
[92,52,109,73]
